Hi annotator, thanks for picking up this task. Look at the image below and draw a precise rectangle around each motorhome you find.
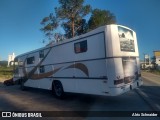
[13,24,143,98]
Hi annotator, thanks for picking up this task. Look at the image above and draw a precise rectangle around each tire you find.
[20,79,26,91]
[52,81,65,99]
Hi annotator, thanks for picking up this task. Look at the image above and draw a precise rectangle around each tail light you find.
[114,79,124,85]
[124,77,132,84]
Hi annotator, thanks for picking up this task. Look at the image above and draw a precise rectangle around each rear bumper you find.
[109,78,143,96]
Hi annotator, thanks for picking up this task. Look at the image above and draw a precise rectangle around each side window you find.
[27,57,35,64]
[39,50,44,58]
[39,66,45,73]
[74,40,87,53]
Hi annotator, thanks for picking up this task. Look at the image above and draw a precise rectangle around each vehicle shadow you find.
[0,84,159,119]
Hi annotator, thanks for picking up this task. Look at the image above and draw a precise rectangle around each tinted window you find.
[39,66,45,73]
[27,57,35,64]
[74,40,87,53]
[39,50,44,58]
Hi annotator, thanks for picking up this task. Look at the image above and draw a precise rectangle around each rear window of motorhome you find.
[27,57,35,64]
[74,40,87,53]
[118,26,135,52]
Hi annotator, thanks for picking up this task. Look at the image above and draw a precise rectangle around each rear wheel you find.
[52,81,65,99]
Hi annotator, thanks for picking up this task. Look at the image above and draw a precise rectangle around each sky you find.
[0,0,160,60]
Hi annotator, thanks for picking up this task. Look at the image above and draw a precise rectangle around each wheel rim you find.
[54,83,62,96]
[21,80,24,89]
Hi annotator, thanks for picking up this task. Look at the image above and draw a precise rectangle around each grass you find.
[0,66,13,80]
[147,69,160,76]
[142,69,160,75]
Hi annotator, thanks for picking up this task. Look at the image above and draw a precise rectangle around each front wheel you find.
[52,81,65,99]
[20,79,26,91]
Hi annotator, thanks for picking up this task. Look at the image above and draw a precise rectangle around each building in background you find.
[153,51,160,70]
[144,54,150,65]
[8,53,15,67]
[140,54,152,69]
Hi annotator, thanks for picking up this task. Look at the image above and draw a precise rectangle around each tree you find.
[40,1,117,42]
[55,0,91,37]
[62,19,88,38]
[40,13,59,41]
[76,19,88,36]
[88,9,116,30]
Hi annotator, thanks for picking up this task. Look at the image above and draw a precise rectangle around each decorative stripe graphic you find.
[22,55,28,77]
[66,63,89,77]
[21,49,89,81]
[22,47,52,82]
[31,67,61,80]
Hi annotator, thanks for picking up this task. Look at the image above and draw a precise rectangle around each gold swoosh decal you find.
[22,49,88,81]
[22,47,52,82]
[66,63,89,77]
[31,67,61,80]
[22,55,28,77]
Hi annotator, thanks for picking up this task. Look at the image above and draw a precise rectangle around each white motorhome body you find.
[13,24,142,97]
